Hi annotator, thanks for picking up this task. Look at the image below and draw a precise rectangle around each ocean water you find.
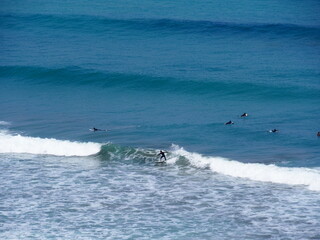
[1,0,320,239]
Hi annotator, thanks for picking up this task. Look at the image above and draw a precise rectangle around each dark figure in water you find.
[317,132,320,137]
[241,113,248,117]
[225,120,234,125]
[158,150,167,161]
[271,129,279,133]
[92,127,106,132]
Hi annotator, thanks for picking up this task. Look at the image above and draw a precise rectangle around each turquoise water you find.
[1,0,320,239]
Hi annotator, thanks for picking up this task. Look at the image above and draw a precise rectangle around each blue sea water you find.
[1,0,320,239]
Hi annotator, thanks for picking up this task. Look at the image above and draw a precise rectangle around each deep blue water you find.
[1,1,320,239]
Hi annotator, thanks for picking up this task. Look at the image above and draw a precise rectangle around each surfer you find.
[317,132,320,137]
[241,113,248,117]
[270,129,278,133]
[225,120,234,125]
[91,127,106,132]
[158,150,167,161]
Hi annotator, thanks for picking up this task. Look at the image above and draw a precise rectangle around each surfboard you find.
[155,161,166,164]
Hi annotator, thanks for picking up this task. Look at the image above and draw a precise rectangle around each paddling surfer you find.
[91,127,106,132]
[225,120,234,125]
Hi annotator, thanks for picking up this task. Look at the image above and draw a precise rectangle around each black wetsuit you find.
[158,151,167,161]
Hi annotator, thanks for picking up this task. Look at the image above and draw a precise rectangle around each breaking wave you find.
[0,131,101,156]
[0,121,11,126]
[170,145,320,191]
[1,130,319,191]
[97,143,320,192]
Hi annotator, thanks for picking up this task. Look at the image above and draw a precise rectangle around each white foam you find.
[0,132,101,156]
[171,145,320,191]
[0,121,10,126]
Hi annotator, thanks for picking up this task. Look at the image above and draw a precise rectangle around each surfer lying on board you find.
[158,150,167,161]
[91,127,107,132]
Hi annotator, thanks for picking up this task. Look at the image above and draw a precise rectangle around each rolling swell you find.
[1,13,320,40]
[1,65,318,100]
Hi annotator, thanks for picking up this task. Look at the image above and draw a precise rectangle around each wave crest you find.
[171,145,320,191]
[0,132,101,156]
